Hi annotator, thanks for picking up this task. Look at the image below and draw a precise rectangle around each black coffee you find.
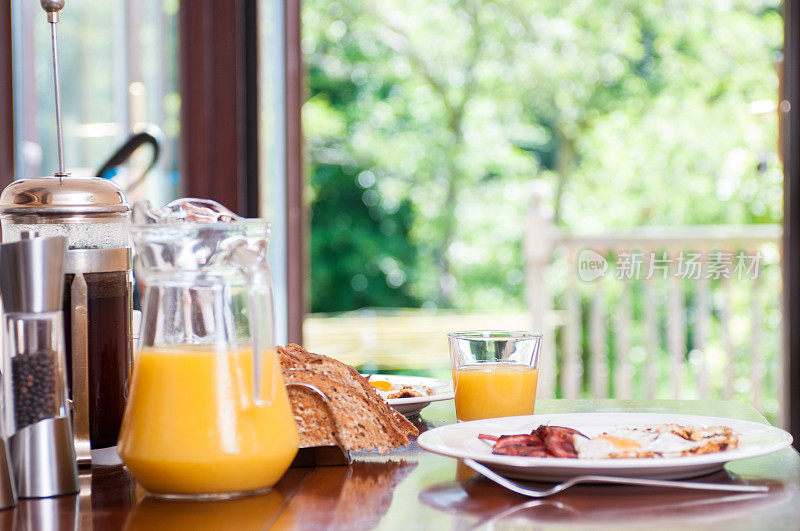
[64,270,132,449]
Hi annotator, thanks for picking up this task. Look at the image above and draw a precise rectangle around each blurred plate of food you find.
[364,374,454,417]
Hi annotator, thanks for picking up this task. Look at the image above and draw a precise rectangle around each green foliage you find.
[304,0,783,312]
[309,162,419,311]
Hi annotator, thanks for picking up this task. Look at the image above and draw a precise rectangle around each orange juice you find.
[117,345,299,497]
[453,364,539,421]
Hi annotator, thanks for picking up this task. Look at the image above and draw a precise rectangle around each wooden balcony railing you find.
[525,188,784,423]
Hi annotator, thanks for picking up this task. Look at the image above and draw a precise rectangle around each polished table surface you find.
[3,399,799,530]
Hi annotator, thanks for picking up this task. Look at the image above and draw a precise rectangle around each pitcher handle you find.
[218,233,277,406]
[248,266,277,406]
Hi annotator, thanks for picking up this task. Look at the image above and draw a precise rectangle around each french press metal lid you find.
[0,177,128,217]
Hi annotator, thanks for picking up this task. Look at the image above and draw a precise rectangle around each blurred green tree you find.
[303,0,783,312]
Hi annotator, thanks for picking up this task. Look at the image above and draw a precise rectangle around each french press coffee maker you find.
[0,0,133,466]
[0,182,133,466]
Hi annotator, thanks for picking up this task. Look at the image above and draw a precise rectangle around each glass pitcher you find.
[117,200,299,500]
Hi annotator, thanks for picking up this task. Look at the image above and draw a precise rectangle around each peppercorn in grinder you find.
[0,234,79,497]
[0,0,133,466]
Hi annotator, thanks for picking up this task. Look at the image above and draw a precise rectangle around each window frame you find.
[1,1,12,188]
[178,0,304,344]
[284,0,305,345]
[783,0,800,449]
[178,0,252,215]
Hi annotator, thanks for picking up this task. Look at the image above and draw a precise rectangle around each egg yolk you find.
[598,435,642,451]
[369,380,393,391]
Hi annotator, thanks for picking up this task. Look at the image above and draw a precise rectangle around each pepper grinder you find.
[0,0,134,466]
[0,234,79,498]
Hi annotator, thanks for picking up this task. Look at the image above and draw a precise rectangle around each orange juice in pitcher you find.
[119,199,298,499]
[118,345,298,496]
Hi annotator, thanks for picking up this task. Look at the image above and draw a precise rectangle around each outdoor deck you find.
[304,309,528,373]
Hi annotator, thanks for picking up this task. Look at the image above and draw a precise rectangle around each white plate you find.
[365,374,454,417]
[418,412,793,481]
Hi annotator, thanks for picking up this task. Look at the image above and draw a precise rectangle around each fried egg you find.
[574,425,739,459]
[368,379,434,399]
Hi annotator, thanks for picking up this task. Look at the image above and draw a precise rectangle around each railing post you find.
[614,279,633,399]
[667,247,686,399]
[525,182,556,399]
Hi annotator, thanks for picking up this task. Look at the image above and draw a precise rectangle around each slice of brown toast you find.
[278,344,418,453]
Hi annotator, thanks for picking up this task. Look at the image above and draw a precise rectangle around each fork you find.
[463,459,770,497]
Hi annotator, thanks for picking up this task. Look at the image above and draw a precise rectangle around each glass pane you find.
[301,0,785,423]
[12,0,180,206]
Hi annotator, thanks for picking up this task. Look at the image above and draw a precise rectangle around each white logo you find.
[577,249,608,282]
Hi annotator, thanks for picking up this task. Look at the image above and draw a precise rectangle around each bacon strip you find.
[539,425,588,438]
[537,426,579,458]
[495,434,545,449]
[496,445,548,457]
[485,425,588,458]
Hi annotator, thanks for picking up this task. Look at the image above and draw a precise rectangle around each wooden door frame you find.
[178,0,253,216]
[285,0,305,345]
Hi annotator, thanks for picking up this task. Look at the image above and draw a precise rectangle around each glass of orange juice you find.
[448,331,542,422]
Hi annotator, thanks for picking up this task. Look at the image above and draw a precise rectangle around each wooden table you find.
[4,400,798,530]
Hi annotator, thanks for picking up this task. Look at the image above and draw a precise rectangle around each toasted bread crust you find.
[279,344,418,453]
